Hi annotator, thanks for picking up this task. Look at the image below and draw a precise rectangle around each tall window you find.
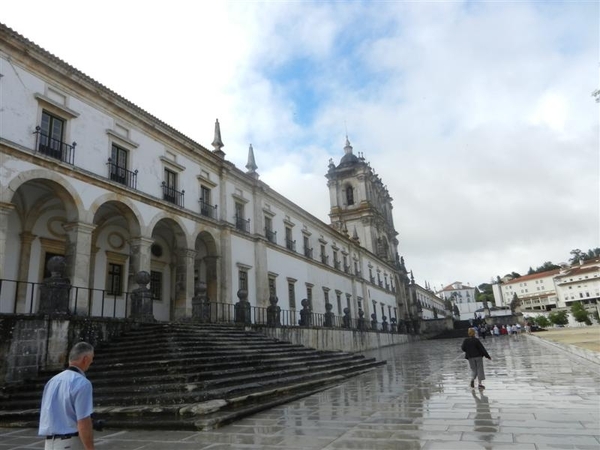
[303,236,312,258]
[323,289,329,305]
[150,270,162,300]
[346,185,354,205]
[306,286,313,309]
[39,111,65,159]
[336,292,342,314]
[110,144,128,185]
[106,263,123,296]
[265,217,276,243]
[268,275,277,296]
[235,202,247,231]
[285,227,295,251]
[238,269,248,291]
[320,244,327,264]
[163,169,177,204]
[288,281,296,309]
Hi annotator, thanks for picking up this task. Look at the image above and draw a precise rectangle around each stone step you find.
[0,323,386,430]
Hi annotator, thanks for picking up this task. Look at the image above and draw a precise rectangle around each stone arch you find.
[150,217,190,320]
[88,194,143,236]
[194,230,219,302]
[6,171,83,223]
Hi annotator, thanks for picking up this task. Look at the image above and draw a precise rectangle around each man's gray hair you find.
[68,342,94,362]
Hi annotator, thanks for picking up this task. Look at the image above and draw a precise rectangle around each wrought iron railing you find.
[0,278,129,318]
[235,215,250,232]
[162,183,185,207]
[0,278,406,333]
[107,159,138,189]
[199,199,218,219]
[285,239,296,252]
[265,229,277,244]
[304,247,313,258]
[34,127,76,165]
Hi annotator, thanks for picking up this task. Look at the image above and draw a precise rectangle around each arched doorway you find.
[194,231,218,302]
[90,200,142,318]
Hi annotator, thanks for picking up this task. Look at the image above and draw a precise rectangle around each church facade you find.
[0,24,417,329]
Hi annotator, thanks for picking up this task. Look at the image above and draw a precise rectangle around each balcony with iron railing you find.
[334,260,341,270]
[107,159,138,189]
[265,229,277,244]
[34,127,76,165]
[320,254,329,265]
[235,215,250,233]
[161,183,185,207]
[286,239,296,252]
[199,199,218,219]
[304,247,313,259]
[344,265,351,274]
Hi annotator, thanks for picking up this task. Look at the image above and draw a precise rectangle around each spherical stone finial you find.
[269,295,278,306]
[195,281,207,296]
[47,256,67,276]
[135,271,151,287]
[343,307,350,315]
[237,289,248,301]
[325,303,333,312]
[301,298,309,308]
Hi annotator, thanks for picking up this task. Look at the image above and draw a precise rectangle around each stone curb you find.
[526,333,600,366]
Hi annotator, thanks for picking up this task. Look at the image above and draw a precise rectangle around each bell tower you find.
[325,137,399,263]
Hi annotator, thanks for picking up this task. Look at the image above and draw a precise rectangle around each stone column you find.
[173,249,195,320]
[62,222,96,314]
[219,228,232,304]
[0,202,16,280]
[15,231,36,313]
[128,237,153,291]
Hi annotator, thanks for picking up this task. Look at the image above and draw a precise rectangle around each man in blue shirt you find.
[39,342,95,450]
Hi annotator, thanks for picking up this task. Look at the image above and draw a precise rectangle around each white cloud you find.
[3,0,598,290]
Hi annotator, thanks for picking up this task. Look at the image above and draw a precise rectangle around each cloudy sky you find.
[4,1,598,291]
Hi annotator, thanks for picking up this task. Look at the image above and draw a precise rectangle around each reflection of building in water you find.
[472,390,498,448]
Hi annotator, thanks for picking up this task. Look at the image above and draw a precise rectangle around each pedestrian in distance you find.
[461,327,492,390]
[39,342,95,450]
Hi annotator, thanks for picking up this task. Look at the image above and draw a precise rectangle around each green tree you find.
[509,293,521,313]
[534,316,551,328]
[548,310,569,326]
[534,261,560,273]
[570,302,592,325]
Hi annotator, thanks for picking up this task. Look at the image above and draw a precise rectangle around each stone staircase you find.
[0,323,386,430]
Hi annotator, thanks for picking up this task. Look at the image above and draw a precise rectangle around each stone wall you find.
[0,315,135,384]
[419,317,454,337]
[251,325,418,352]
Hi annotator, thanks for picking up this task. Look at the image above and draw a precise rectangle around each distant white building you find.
[437,282,481,321]
[554,260,600,311]
[409,276,448,320]
[491,260,600,315]
[496,269,560,311]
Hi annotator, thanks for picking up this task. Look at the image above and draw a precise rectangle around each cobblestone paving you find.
[2,334,599,449]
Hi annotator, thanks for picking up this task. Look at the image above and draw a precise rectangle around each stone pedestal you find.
[299,299,312,327]
[39,256,71,315]
[192,281,211,323]
[390,317,397,333]
[130,271,154,321]
[324,303,334,327]
[371,313,378,331]
[357,309,366,331]
[234,289,251,324]
[342,307,351,328]
[267,295,281,327]
[382,316,388,332]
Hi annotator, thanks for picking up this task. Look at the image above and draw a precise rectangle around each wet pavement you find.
[2,333,599,449]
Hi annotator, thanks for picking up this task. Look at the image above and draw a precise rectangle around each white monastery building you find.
[437,282,481,321]
[0,24,418,328]
[492,260,600,315]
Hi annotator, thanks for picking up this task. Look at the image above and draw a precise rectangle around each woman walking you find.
[461,327,492,390]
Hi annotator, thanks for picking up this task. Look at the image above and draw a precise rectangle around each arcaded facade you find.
[0,24,416,326]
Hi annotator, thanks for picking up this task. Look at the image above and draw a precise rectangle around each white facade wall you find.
[0,27,407,324]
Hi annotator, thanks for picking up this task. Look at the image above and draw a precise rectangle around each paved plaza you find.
[2,333,599,449]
